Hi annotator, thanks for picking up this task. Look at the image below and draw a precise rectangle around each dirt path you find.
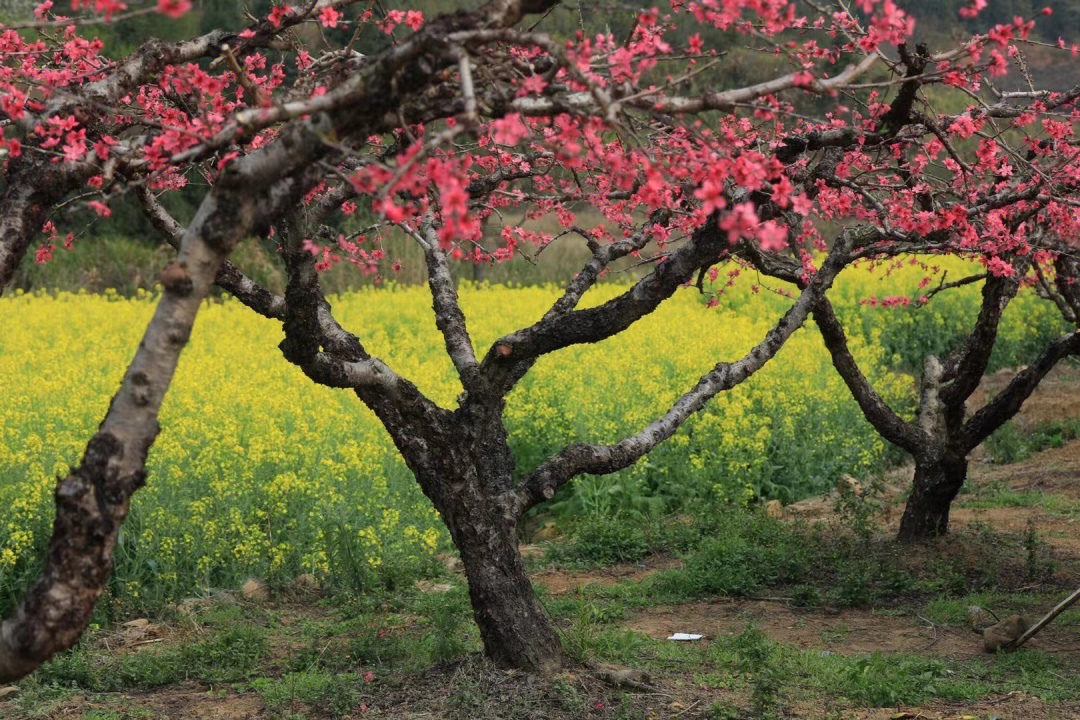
[532,554,683,595]
[625,598,1080,657]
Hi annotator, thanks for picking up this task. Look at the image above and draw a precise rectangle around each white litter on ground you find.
[666,633,703,641]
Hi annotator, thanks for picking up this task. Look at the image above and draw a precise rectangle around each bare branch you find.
[812,296,926,453]
[510,53,879,117]
[278,211,422,404]
[939,266,1025,410]
[919,272,989,305]
[413,222,481,393]
[500,231,854,520]
[961,330,1080,450]
[478,211,719,398]
[138,187,287,321]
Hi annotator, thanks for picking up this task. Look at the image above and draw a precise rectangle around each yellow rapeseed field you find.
[0,261,1058,612]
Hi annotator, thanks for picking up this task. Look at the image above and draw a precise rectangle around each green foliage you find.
[986,419,1080,464]
[651,510,811,600]
[553,516,650,566]
[789,584,822,609]
[421,591,473,664]
[253,671,360,718]
[35,622,268,691]
[552,679,586,713]
[560,602,603,664]
[840,273,1068,375]
[830,563,874,608]
[826,653,982,706]
[727,625,787,719]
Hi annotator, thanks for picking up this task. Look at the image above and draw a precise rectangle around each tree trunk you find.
[898,453,968,539]
[379,406,566,673]
[451,501,564,673]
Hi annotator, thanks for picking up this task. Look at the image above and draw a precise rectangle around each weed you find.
[560,602,601,664]
[727,624,787,719]
[986,419,1080,464]
[552,678,585,712]
[423,593,471,664]
[556,516,649,566]
[834,475,885,541]
[1023,524,1057,583]
[789,584,822,609]
[253,671,360,718]
[707,701,741,720]
[830,564,873,607]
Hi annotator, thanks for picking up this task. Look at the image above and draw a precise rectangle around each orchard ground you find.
[3,367,1079,719]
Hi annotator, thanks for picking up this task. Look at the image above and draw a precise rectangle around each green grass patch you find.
[985,419,1080,465]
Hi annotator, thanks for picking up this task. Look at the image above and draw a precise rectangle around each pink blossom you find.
[319,6,342,27]
[156,0,190,18]
[491,114,528,146]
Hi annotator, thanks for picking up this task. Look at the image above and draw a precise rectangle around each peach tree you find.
[0,0,1078,677]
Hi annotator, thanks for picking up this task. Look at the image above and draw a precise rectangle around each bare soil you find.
[626,597,1080,656]
[532,554,683,595]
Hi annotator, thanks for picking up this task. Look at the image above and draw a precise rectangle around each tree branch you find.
[960,330,1080,450]
[478,211,720,398]
[0,114,324,680]
[499,231,854,520]
[735,238,926,453]
[939,267,1024,411]
[412,222,482,393]
[508,53,879,116]
[811,296,926,453]
[0,159,91,294]
[138,187,287,321]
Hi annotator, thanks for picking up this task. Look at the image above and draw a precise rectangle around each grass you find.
[3,474,1076,718]
[9,578,1079,718]
[958,479,1079,517]
[985,419,1080,465]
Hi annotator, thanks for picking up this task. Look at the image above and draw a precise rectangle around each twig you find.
[1006,586,1080,650]
[129,638,163,647]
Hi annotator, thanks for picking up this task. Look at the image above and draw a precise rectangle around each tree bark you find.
[898,452,968,539]
[448,485,564,674]
[401,419,565,674]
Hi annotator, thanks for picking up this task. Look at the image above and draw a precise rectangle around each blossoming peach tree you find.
[1,0,1078,678]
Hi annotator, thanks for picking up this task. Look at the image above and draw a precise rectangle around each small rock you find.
[0,686,20,700]
[291,573,320,594]
[764,499,784,518]
[121,618,150,629]
[835,474,863,496]
[241,578,269,601]
[415,580,454,594]
[983,614,1028,652]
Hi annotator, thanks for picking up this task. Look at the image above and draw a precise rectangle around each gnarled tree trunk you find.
[448,483,563,673]
[898,451,968,539]
[402,411,565,673]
